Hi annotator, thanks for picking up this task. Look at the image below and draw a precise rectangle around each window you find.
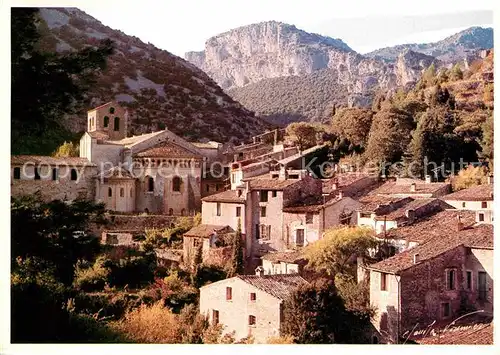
[250,293,256,301]
[108,187,112,197]
[231,174,235,184]
[130,188,133,197]
[481,201,488,209]
[193,238,201,248]
[255,224,260,239]
[103,116,109,127]
[442,302,451,318]
[206,185,210,192]
[478,271,487,300]
[236,206,241,217]
[52,168,58,181]
[272,191,277,198]
[261,206,266,217]
[360,212,372,219]
[248,315,256,326]
[260,190,268,202]
[260,224,271,240]
[113,117,120,131]
[446,269,456,290]
[478,213,485,222]
[295,229,305,247]
[226,287,232,300]
[305,212,313,224]
[172,176,182,192]
[71,169,78,181]
[380,273,387,291]
[13,167,21,180]
[462,202,466,208]
[466,271,472,290]
[120,188,124,197]
[109,107,115,114]
[216,202,221,216]
[216,184,220,191]
[181,209,185,216]
[168,208,173,216]
[147,176,154,192]
[34,167,41,180]
[212,310,219,325]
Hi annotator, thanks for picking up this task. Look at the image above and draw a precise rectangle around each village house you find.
[442,182,494,223]
[182,224,235,266]
[366,214,493,344]
[370,176,451,199]
[322,172,379,198]
[199,273,308,343]
[11,155,97,202]
[259,250,307,276]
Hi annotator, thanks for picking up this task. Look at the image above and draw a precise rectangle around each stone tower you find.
[87,101,128,140]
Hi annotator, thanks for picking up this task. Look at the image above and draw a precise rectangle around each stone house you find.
[282,193,361,248]
[442,183,494,223]
[182,224,234,266]
[370,177,451,199]
[366,217,493,344]
[11,155,97,202]
[322,172,379,198]
[356,196,414,232]
[199,274,308,343]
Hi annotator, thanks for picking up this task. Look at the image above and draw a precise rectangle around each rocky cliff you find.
[36,8,271,143]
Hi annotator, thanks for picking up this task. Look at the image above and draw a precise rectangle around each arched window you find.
[181,209,185,216]
[70,169,78,181]
[168,208,173,216]
[109,107,115,114]
[172,176,182,192]
[114,117,120,131]
[147,176,154,192]
[103,116,110,127]
[120,188,124,197]
[108,187,112,197]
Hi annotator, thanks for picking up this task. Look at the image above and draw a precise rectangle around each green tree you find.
[331,108,374,152]
[53,141,80,157]
[11,8,114,155]
[228,219,244,277]
[450,63,463,81]
[422,63,437,87]
[281,278,369,343]
[481,112,493,163]
[304,226,377,278]
[452,164,490,191]
[285,122,321,151]
[363,108,414,165]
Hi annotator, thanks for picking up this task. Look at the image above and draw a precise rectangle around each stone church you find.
[11,101,222,216]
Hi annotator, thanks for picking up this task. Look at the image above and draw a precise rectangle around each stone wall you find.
[96,179,136,212]
[204,246,233,268]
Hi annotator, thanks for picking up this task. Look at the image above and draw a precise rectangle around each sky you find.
[12,0,497,57]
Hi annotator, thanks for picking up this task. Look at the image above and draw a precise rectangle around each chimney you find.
[255,266,265,276]
[425,175,432,184]
[488,174,493,185]
[413,253,420,264]
[457,215,464,231]
[405,209,416,223]
[338,190,343,200]
[410,182,417,192]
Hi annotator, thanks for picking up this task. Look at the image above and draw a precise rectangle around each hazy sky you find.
[37,0,497,57]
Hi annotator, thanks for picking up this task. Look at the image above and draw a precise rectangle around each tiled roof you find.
[100,166,135,179]
[87,101,116,111]
[278,144,327,166]
[373,198,450,221]
[201,190,246,203]
[417,322,493,345]
[112,131,165,147]
[11,155,96,167]
[322,173,372,193]
[192,142,219,149]
[88,131,110,141]
[357,195,411,213]
[261,251,305,264]
[282,195,338,213]
[183,224,233,238]
[248,178,299,191]
[372,181,450,196]
[368,223,493,274]
[442,184,494,201]
[383,210,477,243]
[237,274,308,300]
[134,141,202,159]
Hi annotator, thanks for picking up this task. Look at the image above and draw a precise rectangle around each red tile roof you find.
[236,274,308,300]
[358,195,412,213]
[373,199,450,221]
[135,141,202,159]
[11,155,96,167]
[261,251,306,264]
[282,195,342,213]
[372,181,450,196]
[248,178,299,191]
[87,101,114,111]
[443,184,494,201]
[183,224,233,238]
[88,131,110,141]
[201,190,246,203]
[368,223,493,274]
[100,166,135,180]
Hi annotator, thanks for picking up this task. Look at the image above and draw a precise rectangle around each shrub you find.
[74,256,111,292]
[452,164,490,191]
[266,335,295,344]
